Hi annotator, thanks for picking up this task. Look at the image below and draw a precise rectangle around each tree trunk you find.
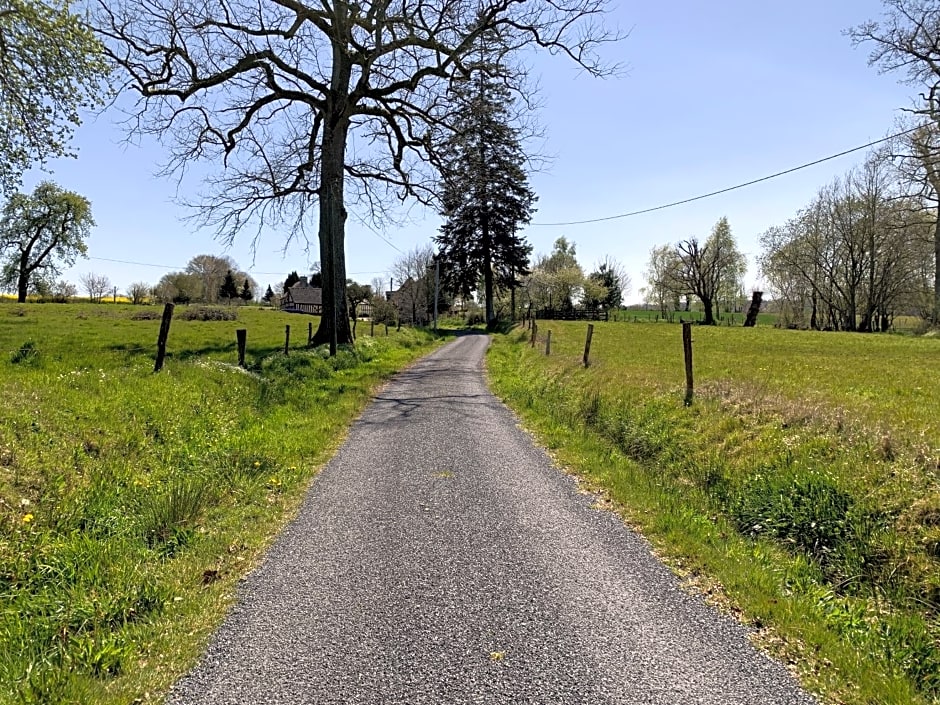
[934,205,940,324]
[16,252,30,303]
[483,218,494,325]
[312,49,353,349]
[743,291,762,327]
[702,297,715,325]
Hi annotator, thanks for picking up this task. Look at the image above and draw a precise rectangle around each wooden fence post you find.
[153,303,174,372]
[308,321,313,345]
[682,322,694,405]
[530,321,538,347]
[545,330,552,356]
[284,325,290,355]
[236,328,247,367]
[583,323,594,367]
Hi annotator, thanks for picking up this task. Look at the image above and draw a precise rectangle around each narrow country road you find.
[169,334,816,705]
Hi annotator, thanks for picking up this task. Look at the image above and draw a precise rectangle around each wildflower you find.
[22,513,34,524]
[253,461,261,468]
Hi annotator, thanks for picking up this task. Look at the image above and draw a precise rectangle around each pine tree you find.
[219,269,238,300]
[434,28,536,325]
[240,279,252,301]
[262,284,274,303]
[283,271,300,291]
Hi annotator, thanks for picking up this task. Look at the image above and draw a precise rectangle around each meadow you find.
[0,302,445,704]
[488,320,940,705]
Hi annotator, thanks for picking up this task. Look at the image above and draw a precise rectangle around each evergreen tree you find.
[240,279,252,301]
[283,270,300,291]
[434,27,536,325]
[219,269,238,300]
[262,284,274,303]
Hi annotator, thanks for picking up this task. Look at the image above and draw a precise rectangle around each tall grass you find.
[489,320,940,705]
[0,302,445,704]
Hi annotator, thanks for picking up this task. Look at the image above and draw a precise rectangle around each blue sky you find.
[21,0,917,301]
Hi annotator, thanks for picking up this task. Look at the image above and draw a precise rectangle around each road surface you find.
[169,333,816,705]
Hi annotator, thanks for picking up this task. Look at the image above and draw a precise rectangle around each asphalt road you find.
[169,333,817,705]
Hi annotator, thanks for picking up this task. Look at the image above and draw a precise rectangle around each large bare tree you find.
[851,0,940,322]
[95,0,618,348]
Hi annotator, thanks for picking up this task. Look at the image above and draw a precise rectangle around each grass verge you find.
[487,321,939,705]
[0,303,448,704]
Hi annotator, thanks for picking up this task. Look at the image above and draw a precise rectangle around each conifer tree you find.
[219,269,238,301]
[240,279,252,302]
[434,28,536,325]
[263,284,274,303]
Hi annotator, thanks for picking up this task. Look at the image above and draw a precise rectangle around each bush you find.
[10,341,39,364]
[129,309,162,321]
[176,306,237,321]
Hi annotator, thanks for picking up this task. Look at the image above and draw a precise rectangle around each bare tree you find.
[95,0,620,349]
[391,244,435,324]
[128,281,150,305]
[79,271,110,303]
[851,2,940,321]
[670,217,745,325]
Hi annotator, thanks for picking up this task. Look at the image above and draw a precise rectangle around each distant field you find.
[489,320,940,705]
[0,302,443,704]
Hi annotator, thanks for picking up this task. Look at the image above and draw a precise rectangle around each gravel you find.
[168,333,817,705]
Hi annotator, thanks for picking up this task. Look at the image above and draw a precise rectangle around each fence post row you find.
[236,328,247,367]
[153,303,175,373]
[682,322,694,406]
[583,324,594,368]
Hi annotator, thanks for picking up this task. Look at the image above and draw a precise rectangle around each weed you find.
[10,341,39,365]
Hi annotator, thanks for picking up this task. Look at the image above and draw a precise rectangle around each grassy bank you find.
[487,320,940,705]
[0,303,446,704]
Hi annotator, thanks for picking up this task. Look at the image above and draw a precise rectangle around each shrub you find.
[10,341,39,364]
[176,306,237,321]
[129,309,162,321]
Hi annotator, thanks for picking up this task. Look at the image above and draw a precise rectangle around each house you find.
[280,276,322,315]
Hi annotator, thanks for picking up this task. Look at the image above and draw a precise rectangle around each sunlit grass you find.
[0,302,446,704]
[488,320,940,705]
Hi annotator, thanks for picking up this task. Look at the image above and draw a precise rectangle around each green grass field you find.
[488,319,940,705]
[0,302,445,704]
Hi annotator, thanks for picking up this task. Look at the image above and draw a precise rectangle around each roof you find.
[286,284,322,306]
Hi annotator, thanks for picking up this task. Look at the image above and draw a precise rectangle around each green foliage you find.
[218,270,238,300]
[0,0,109,193]
[0,181,93,302]
[434,30,535,321]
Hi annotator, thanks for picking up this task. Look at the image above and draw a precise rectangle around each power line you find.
[532,126,923,227]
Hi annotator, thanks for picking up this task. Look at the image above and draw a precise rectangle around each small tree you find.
[219,270,238,301]
[588,256,631,310]
[128,281,150,305]
[346,280,373,338]
[79,271,110,303]
[51,278,76,302]
[239,279,252,302]
[262,284,274,303]
[0,181,93,302]
[671,217,745,325]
